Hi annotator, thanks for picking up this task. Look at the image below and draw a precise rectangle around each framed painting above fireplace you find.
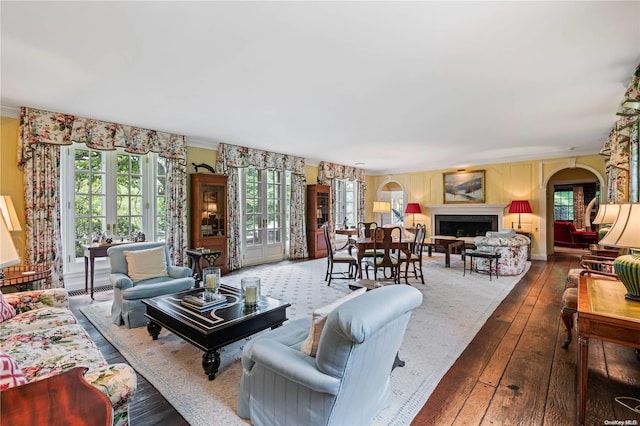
[443,170,485,204]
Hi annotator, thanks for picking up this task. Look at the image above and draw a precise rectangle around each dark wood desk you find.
[83,242,133,299]
[424,236,464,268]
[0,366,112,426]
[577,275,640,425]
[186,248,222,287]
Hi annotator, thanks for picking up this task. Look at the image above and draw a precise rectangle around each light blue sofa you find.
[108,242,194,328]
[237,285,423,426]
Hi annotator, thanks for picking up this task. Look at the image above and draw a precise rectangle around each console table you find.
[577,275,640,425]
[186,248,222,287]
[0,366,112,425]
[83,242,133,299]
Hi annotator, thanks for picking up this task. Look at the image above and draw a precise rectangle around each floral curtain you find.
[18,107,189,288]
[215,143,308,271]
[573,186,585,229]
[317,161,367,241]
[601,64,640,203]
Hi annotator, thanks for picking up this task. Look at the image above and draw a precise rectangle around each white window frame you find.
[60,144,164,275]
[335,179,358,228]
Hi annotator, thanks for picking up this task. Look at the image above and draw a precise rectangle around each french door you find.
[241,167,287,266]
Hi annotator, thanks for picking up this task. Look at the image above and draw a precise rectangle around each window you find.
[61,144,166,273]
[554,190,574,221]
[335,179,358,228]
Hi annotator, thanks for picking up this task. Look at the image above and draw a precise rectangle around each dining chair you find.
[363,226,404,283]
[396,223,426,284]
[357,221,378,238]
[322,223,358,286]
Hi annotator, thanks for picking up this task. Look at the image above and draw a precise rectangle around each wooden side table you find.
[83,241,134,299]
[186,248,222,287]
[577,275,640,425]
[0,264,52,291]
[0,367,112,426]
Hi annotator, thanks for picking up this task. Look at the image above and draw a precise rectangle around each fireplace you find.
[426,203,508,237]
[435,214,498,237]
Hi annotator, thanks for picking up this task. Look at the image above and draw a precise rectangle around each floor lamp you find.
[373,201,391,226]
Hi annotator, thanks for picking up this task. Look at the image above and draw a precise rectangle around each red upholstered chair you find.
[553,221,598,248]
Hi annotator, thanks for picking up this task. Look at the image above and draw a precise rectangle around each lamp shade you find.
[0,196,21,232]
[598,203,640,301]
[508,200,532,214]
[599,203,640,248]
[592,203,620,225]
[373,201,391,213]
[0,214,20,269]
[405,203,422,214]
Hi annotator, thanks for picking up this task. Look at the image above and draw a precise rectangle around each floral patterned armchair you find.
[473,230,531,275]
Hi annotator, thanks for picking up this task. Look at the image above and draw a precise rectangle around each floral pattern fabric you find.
[0,289,136,426]
[215,143,308,269]
[601,63,639,203]
[317,161,368,246]
[18,107,189,285]
[473,234,531,276]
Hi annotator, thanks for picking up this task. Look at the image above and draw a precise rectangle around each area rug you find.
[81,254,529,425]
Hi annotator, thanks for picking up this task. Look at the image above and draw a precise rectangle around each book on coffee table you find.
[181,294,228,311]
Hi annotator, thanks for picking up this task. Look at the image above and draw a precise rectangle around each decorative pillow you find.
[0,349,27,390]
[123,246,169,282]
[301,287,367,357]
[0,292,16,322]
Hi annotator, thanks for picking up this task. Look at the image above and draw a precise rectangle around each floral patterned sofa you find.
[473,230,531,275]
[0,288,137,426]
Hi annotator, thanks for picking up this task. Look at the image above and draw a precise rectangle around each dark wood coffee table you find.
[142,284,290,380]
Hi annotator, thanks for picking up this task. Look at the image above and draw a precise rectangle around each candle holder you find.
[202,267,220,301]
[241,276,261,308]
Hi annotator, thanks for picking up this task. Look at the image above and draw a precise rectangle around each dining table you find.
[353,236,412,280]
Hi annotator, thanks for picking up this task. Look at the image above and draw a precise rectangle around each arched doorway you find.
[376,180,405,226]
[543,167,604,257]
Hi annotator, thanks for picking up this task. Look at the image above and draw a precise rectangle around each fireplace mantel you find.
[425,203,509,233]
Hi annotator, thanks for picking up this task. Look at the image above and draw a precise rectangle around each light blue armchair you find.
[237,285,423,426]
[108,242,194,328]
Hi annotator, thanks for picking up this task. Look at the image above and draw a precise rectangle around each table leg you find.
[444,248,451,267]
[84,256,89,293]
[578,334,589,425]
[203,349,221,380]
[89,255,95,300]
[358,253,364,279]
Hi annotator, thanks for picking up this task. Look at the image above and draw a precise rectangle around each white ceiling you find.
[2,1,639,175]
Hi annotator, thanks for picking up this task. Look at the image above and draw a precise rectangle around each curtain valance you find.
[215,143,306,175]
[18,107,187,167]
[317,161,366,183]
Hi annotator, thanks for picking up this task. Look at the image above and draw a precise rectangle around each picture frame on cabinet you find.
[204,192,217,203]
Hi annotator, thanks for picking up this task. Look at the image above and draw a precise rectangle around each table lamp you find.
[0,196,22,232]
[592,203,620,240]
[509,200,532,230]
[598,203,640,301]
[0,213,20,279]
[405,203,422,227]
[373,201,391,226]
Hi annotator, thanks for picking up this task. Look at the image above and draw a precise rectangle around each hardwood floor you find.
[70,253,640,425]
